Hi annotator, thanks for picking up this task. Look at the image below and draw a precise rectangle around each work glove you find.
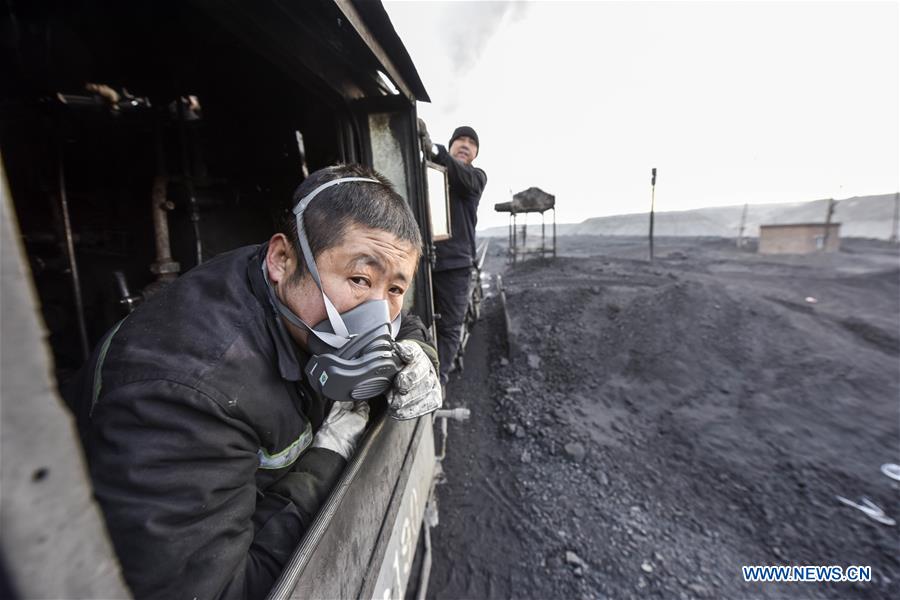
[417,117,435,159]
[386,339,442,421]
[311,400,370,459]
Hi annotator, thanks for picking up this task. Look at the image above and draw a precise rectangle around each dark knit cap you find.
[449,126,479,149]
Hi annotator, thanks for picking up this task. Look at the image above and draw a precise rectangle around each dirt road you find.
[428,237,899,599]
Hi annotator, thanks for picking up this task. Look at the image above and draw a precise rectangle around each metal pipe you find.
[737,203,748,248]
[57,142,90,361]
[434,408,471,422]
[512,213,516,264]
[439,415,448,461]
[649,168,657,262]
[295,130,310,178]
[415,521,433,600]
[176,98,203,266]
[149,175,180,284]
[113,271,141,314]
[552,207,557,257]
[433,409,470,462]
[521,213,527,254]
[541,211,546,259]
[476,240,489,271]
[507,217,511,263]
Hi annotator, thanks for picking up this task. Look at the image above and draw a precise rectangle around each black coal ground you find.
[426,236,899,600]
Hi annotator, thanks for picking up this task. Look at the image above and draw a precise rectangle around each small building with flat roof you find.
[758,223,841,254]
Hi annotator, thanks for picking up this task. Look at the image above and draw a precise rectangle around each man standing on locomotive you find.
[66,165,441,599]
[419,122,488,385]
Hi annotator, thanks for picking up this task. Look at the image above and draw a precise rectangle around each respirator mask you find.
[263,177,404,402]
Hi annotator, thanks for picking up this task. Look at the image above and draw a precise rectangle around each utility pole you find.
[649,167,656,262]
[737,203,748,249]
[891,191,899,244]
[822,198,836,251]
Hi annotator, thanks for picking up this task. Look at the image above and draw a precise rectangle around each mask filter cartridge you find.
[304,299,404,401]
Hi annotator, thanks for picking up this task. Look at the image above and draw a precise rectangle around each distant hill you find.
[479,193,899,240]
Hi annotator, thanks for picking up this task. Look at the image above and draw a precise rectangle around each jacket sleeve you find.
[434,144,487,198]
[87,379,344,600]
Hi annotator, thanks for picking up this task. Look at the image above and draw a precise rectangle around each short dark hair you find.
[280,164,422,283]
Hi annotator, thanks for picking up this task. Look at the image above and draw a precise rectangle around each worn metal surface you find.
[197,1,428,104]
[354,95,433,324]
[367,418,434,599]
[335,0,415,101]
[267,413,433,600]
[369,113,408,203]
[341,0,430,102]
[1,161,130,599]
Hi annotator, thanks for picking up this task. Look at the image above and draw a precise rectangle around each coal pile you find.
[428,237,899,600]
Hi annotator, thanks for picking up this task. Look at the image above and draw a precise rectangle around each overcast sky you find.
[384,1,899,231]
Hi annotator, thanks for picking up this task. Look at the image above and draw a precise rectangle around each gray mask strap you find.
[292,177,380,340]
[390,313,401,338]
[260,260,349,348]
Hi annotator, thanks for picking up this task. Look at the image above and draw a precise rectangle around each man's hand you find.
[311,400,370,459]
[387,340,442,420]
[417,117,435,159]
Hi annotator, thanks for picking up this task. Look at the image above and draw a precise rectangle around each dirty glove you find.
[417,117,435,158]
[311,400,370,459]
[386,339,442,420]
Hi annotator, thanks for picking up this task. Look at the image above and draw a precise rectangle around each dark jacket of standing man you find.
[423,125,487,382]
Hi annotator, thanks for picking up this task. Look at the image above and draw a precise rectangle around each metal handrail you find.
[475,239,490,271]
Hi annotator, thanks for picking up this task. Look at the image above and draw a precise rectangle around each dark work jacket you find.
[65,244,432,600]
[432,144,487,271]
